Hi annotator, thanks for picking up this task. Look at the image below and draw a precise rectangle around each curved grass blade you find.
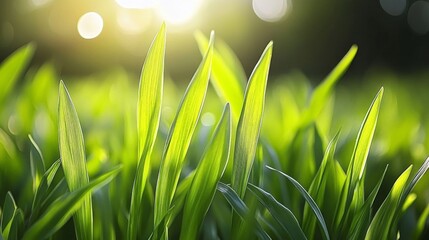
[248,184,307,240]
[335,87,384,230]
[153,31,214,229]
[217,183,271,240]
[303,132,339,238]
[195,31,245,120]
[29,135,46,193]
[267,166,330,240]
[1,192,18,240]
[0,43,35,105]
[301,45,357,126]
[232,41,273,199]
[365,166,412,240]
[23,166,121,240]
[180,104,232,240]
[58,80,92,240]
[128,23,166,240]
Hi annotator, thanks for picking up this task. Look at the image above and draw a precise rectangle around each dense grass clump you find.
[0,25,428,239]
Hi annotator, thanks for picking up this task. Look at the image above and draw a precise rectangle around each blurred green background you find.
[1,0,429,81]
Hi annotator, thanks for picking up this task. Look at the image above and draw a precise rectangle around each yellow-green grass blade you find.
[335,87,383,230]
[30,159,61,223]
[301,45,357,127]
[347,165,388,240]
[58,81,92,240]
[303,132,339,238]
[29,135,46,193]
[23,166,121,240]
[0,43,35,105]
[414,204,429,239]
[128,23,166,240]
[180,104,231,240]
[195,31,245,120]
[217,183,271,240]
[154,32,214,229]
[268,166,330,240]
[365,166,412,240]
[232,42,273,199]
[248,184,307,240]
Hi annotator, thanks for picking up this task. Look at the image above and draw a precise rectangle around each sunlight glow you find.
[156,0,202,25]
[117,10,152,34]
[253,0,288,22]
[115,0,156,9]
[78,12,104,39]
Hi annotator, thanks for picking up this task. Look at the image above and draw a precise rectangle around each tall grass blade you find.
[180,104,231,240]
[154,31,214,229]
[335,87,384,230]
[301,45,357,126]
[0,43,35,105]
[128,23,166,240]
[365,166,412,239]
[267,166,330,240]
[1,192,18,240]
[23,166,121,240]
[195,32,245,119]
[217,183,271,240]
[58,81,93,240]
[232,41,273,198]
[248,184,307,240]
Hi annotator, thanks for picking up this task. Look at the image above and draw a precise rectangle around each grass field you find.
[0,25,428,239]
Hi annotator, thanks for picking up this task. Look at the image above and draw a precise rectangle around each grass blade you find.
[180,104,232,240]
[128,23,166,240]
[267,166,330,240]
[195,31,245,120]
[301,45,357,126]
[217,183,271,240]
[58,80,92,240]
[23,166,121,240]
[248,184,307,240]
[365,166,412,240]
[29,135,46,193]
[153,31,214,229]
[232,41,273,198]
[1,192,18,240]
[335,87,384,230]
[0,43,35,105]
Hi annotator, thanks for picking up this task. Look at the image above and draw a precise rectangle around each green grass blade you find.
[232,41,273,199]
[414,204,429,239]
[248,184,307,240]
[23,166,121,240]
[335,87,384,229]
[29,135,46,193]
[347,165,388,240]
[1,192,18,240]
[267,166,330,240]
[30,159,61,222]
[0,43,35,105]
[301,45,357,126]
[154,32,214,229]
[195,31,245,119]
[365,166,412,240]
[58,80,93,240]
[303,132,339,238]
[128,23,166,240]
[217,183,271,240]
[180,104,231,240]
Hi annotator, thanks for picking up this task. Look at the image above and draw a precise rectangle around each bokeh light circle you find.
[253,0,288,22]
[379,0,407,16]
[77,12,104,39]
[156,0,202,25]
[407,1,429,34]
